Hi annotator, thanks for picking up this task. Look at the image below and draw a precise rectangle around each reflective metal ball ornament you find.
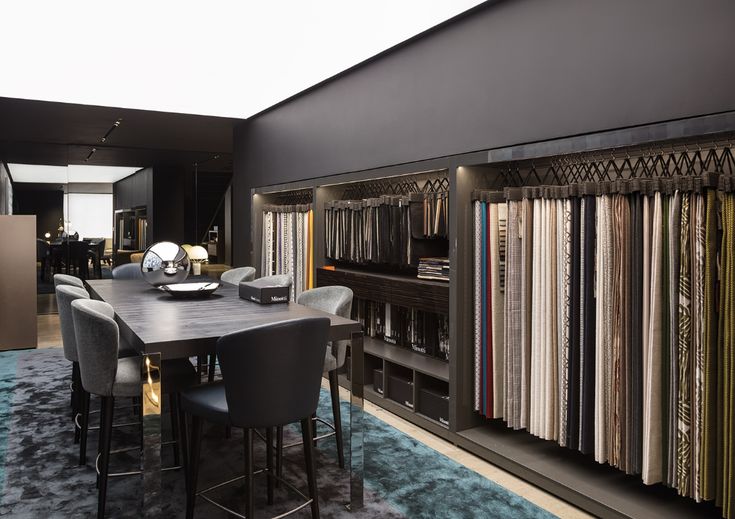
[140,241,190,286]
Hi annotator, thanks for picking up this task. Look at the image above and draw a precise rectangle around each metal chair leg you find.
[169,394,180,466]
[328,370,345,469]
[79,390,91,466]
[301,417,320,518]
[186,415,203,519]
[98,396,114,519]
[244,428,254,519]
[266,427,274,505]
[276,425,284,487]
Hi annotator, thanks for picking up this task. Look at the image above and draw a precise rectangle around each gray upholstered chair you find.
[54,273,85,289]
[111,263,143,280]
[181,318,329,519]
[55,284,90,452]
[256,273,293,288]
[71,299,197,518]
[296,286,353,469]
[220,266,256,285]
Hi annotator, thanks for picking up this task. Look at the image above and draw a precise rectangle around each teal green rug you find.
[0,349,557,518]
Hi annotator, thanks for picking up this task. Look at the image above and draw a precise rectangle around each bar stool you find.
[55,284,90,447]
[294,286,353,469]
[71,299,198,518]
[219,266,256,285]
[181,317,329,519]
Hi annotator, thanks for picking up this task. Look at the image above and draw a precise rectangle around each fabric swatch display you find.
[409,191,449,238]
[325,196,411,267]
[472,173,735,519]
[261,203,313,300]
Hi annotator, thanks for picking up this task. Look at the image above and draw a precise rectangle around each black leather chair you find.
[181,317,329,519]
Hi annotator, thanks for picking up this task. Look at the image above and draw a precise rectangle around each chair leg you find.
[207,353,217,382]
[186,415,203,519]
[328,370,345,469]
[79,390,91,466]
[72,363,81,443]
[177,399,189,477]
[169,394,180,466]
[311,412,318,447]
[276,425,284,487]
[301,418,320,519]
[266,427,274,505]
[244,428,254,519]
[98,396,114,519]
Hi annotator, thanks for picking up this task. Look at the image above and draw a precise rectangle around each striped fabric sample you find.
[261,206,313,299]
[471,184,733,519]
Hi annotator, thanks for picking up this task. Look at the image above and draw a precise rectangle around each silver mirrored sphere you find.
[140,241,190,286]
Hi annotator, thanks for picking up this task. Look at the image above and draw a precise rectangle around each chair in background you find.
[129,252,144,264]
[294,286,353,470]
[111,263,142,280]
[101,239,113,267]
[71,299,198,518]
[219,266,256,285]
[181,318,329,519]
[69,240,91,279]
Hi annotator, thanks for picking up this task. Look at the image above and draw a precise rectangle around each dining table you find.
[85,278,365,517]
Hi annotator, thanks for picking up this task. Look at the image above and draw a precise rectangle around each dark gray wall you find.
[233,0,735,265]
[13,186,63,239]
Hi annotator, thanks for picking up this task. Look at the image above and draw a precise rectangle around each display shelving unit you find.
[250,113,735,519]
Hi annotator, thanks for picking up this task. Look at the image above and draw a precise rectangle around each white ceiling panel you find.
[8,163,141,183]
[0,1,483,118]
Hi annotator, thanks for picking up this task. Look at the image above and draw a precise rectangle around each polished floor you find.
[34,303,589,518]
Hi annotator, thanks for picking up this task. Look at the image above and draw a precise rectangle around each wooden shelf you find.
[363,336,449,382]
[456,423,722,519]
[317,267,448,314]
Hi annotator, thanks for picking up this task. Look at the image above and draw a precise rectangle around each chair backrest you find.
[69,240,88,258]
[112,263,143,280]
[217,317,330,428]
[297,286,353,370]
[130,252,144,263]
[55,285,90,363]
[71,299,120,397]
[220,266,256,285]
[256,274,293,288]
[54,273,85,289]
[296,286,353,318]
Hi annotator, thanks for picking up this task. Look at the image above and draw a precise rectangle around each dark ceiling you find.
[0,97,241,173]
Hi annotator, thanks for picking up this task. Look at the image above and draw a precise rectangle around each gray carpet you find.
[0,349,557,518]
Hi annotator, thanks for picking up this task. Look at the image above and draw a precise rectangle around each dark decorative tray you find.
[158,282,220,299]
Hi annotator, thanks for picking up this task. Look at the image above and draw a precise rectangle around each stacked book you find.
[417,257,449,281]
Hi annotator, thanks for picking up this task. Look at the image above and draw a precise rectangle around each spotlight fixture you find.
[100,118,122,143]
[85,147,97,162]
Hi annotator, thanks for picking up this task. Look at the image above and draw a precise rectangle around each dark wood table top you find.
[86,279,362,359]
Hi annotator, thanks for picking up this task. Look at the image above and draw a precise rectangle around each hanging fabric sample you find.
[261,203,313,300]
[472,195,506,419]
[504,199,523,429]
